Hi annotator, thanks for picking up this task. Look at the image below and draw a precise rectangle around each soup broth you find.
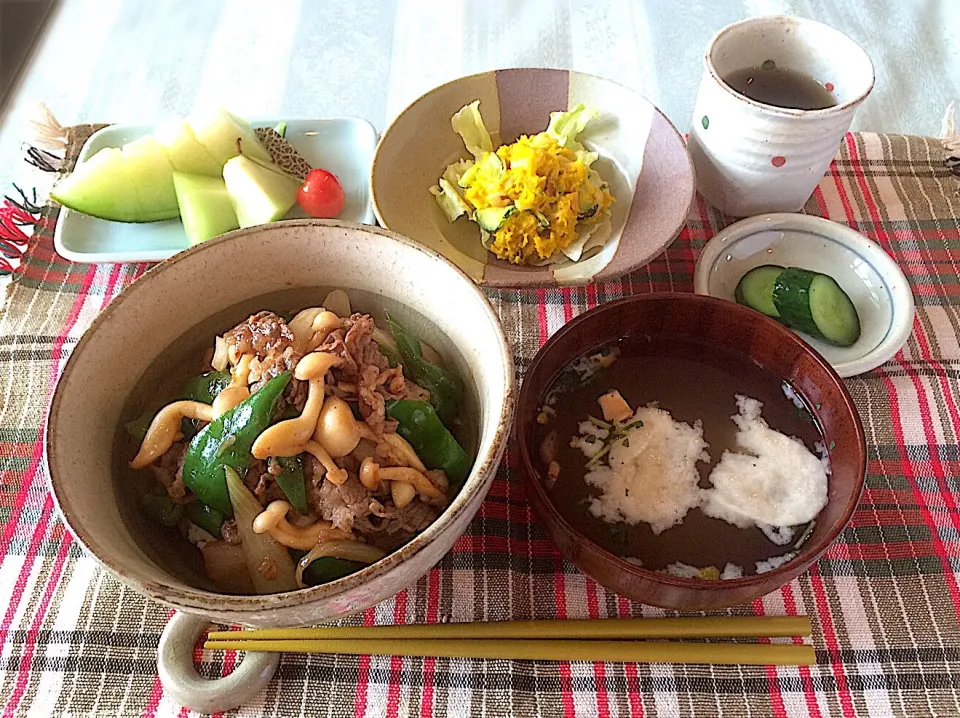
[535,334,825,576]
[113,286,480,591]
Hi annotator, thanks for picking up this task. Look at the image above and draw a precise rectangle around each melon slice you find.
[188,107,272,167]
[154,118,222,176]
[121,137,180,221]
[52,108,274,224]
[51,148,145,222]
[222,155,300,228]
[173,172,239,244]
[225,109,254,131]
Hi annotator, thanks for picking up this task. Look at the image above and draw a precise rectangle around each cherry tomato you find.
[297,169,345,218]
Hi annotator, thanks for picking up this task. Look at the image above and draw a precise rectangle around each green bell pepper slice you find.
[274,455,308,514]
[179,370,232,403]
[300,557,367,586]
[125,411,152,443]
[178,370,232,438]
[185,501,224,537]
[387,399,472,490]
[378,342,401,368]
[181,372,291,516]
[387,315,463,424]
[139,486,183,527]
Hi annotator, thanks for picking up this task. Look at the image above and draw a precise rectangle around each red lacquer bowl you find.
[517,293,866,610]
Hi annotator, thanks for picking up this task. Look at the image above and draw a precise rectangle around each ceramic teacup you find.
[687,16,874,217]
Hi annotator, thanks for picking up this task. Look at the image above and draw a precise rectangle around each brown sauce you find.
[723,63,837,111]
[535,335,824,575]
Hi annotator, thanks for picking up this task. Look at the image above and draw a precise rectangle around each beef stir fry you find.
[127,290,472,594]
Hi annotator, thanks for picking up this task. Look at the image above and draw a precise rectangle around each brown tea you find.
[723,62,837,110]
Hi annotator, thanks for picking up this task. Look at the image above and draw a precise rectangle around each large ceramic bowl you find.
[517,293,866,610]
[371,68,695,288]
[46,221,515,628]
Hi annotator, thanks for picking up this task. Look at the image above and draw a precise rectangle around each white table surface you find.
[0,0,957,196]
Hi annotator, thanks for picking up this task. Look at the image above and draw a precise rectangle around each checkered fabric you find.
[0,128,958,717]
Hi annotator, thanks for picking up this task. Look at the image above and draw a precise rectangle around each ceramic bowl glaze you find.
[517,293,866,610]
[371,68,695,287]
[46,220,515,627]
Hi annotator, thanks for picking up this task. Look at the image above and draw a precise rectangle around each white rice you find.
[665,562,702,579]
[756,551,797,574]
[186,523,216,549]
[721,563,744,580]
[758,523,796,546]
[578,406,709,535]
[570,346,621,381]
[569,420,609,458]
[701,395,829,530]
[781,381,807,411]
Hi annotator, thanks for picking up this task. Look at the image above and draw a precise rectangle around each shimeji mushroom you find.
[130,401,215,469]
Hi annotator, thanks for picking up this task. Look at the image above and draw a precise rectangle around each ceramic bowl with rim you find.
[371,68,695,288]
[694,213,915,378]
[517,293,866,611]
[46,220,515,628]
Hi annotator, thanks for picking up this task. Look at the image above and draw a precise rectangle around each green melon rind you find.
[51,148,147,223]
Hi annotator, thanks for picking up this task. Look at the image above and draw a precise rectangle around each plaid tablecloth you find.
[0,129,958,717]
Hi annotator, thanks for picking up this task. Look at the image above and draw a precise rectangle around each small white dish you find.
[694,213,914,377]
[54,118,378,264]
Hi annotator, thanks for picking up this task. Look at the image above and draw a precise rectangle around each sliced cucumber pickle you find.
[808,274,862,346]
[734,264,785,318]
[772,267,861,347]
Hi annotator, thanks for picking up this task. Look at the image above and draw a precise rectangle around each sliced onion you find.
[371,327,398,353]
[419,340,444,367]
[212,336,228,371]
[372,326,444,367]
[288,308,325,354]
[322,289,351,318]
[225,466,298,594]
[296,539,387,588]
[202,540,255,594]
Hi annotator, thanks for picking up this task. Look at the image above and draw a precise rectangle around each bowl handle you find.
[157,611,279,713]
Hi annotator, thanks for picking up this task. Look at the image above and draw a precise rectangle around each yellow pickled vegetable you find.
[431,102,614,265]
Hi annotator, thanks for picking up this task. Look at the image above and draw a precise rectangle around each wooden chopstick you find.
[203,618,815,666]
[203,637,815,666]
[206,616,810,642]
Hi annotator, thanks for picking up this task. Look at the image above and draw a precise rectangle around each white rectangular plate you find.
[53,117,378,264]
